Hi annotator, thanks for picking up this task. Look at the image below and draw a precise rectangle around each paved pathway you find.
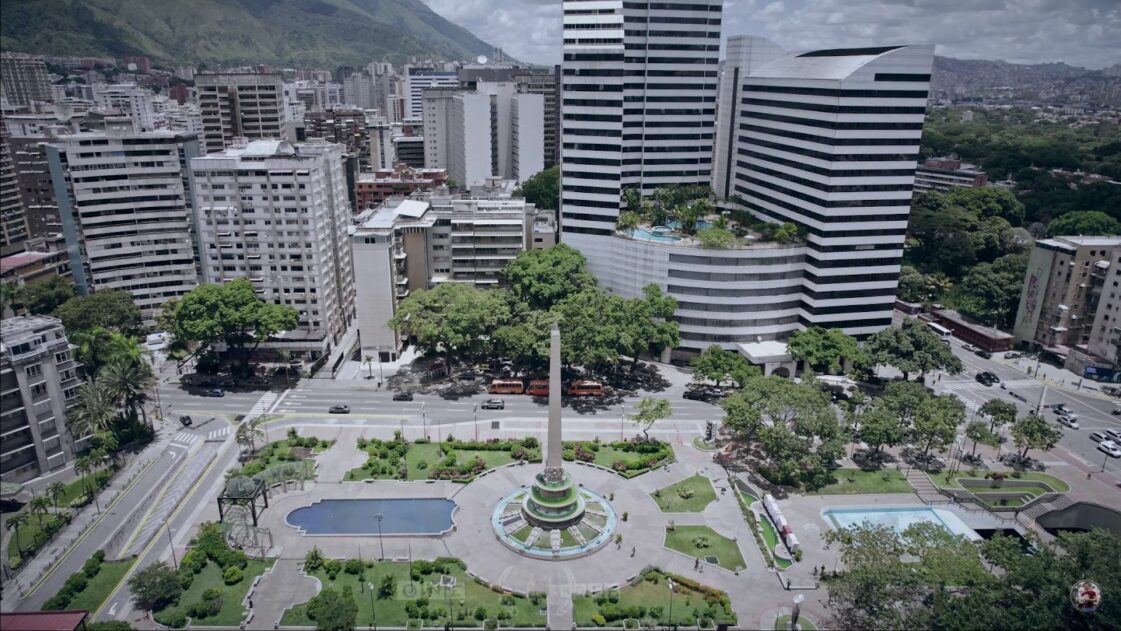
[311,427,367,483]
[251,559,319,628]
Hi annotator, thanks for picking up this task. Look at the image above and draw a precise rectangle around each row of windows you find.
[564,170,621,182]
[740,135,919,164]
[669,253,804,266]
[738,149,917,179]
[735,176,912,209]
[741,97,927,115]
[738,161,915,194]
[623,30,720,38]
[623,108,715,116]
[677,315,799,328]
[562,184,620,196]
[669,268,803,282]
[747,111,925,131]
[625,16,722,25]
[739,123,920,148]
[624,133,714,141]
[677,300,803,313]
[624,156,712,166]
[624,95,715,103]
[743,84,929,99]
[622,2,722,12]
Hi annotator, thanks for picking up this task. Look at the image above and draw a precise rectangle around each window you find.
[26,365,42,378]
[31,383,48,397]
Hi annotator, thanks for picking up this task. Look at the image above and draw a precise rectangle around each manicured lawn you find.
[154,559,272,627]
[511,525,534,543]
[560,528,578,548]
[775,613,817,630]
[347,438,540,481]
[572,569,736,628]
[934,471,1070,493]
[281,561,547,628]
[756,512,794,570]
[805,469,912,495]
[406,443,525,480]
[652,475,717,512]
[663,525,746,572]
[66,559,135,612]
[56,469,114,506]
[6,512,66,567]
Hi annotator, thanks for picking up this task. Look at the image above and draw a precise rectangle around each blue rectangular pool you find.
[286,498,456,535]
[823,506,979,540]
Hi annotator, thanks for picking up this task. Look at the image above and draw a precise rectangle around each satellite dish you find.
[477,55,488,65]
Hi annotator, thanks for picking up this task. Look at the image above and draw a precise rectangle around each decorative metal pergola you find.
[217,476,268,526]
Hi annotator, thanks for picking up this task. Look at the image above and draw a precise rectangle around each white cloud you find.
[422,0,1119,69]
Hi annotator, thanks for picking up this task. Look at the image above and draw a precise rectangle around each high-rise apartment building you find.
[1,315,88,483]
[8,128,68,241]
[1,121,29,254]
[1088,250,1121,369]
[195,73,284,154]
[405,67,458,120]
[92,83,157,132]
[1,53,52,107]
[190,139,355,362]
[45,121,201,326]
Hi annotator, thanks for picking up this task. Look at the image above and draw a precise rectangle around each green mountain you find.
[0,0,497,67]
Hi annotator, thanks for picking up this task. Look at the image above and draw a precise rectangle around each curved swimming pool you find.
[286,498,456,535]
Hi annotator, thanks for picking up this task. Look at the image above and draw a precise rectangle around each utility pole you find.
[165,521,178,569]
[422,403,427,440]
[667,577,676,630]
[473,403,478,441]
[375,513,385,560]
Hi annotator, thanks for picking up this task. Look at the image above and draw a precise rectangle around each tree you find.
[155,297,181,343]
[128,561,181,613]
[690,345,757,389]
[1047,210,1121,237]
[491,310,553,373]
[53,289,143,336]
[70,374,118,439]
[175,279,299,375]
[944,186,1025,225]
[615,210,641,234]
[236,416,265,453]
[696,227,735,249]
[70,327,145,374]
[100,357,155,428]
[552,288,629,368]
[391,283,510,366]
[501,244,596,311]
[866,319,962,379]
[912,395,965,455]
[73,456,92,499]
[305,586,358,631]
[48,481,67,512]
[620,285,679,371]
[953,253,1028,328]
[1010,414,1062,459]
[513,165,559,210]
[979,399,1017,432]
[964,420,996,457]
[896,266,927,303]
[630,397,672,440]
[28,495,51,527]
[858,403,905,454]
[13,275,75,315]
[5,513,27,555]
[787,327,866,375]
[879,380,931,428]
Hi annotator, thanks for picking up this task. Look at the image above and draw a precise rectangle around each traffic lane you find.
[17,443,191,611]
[270,395,721,420]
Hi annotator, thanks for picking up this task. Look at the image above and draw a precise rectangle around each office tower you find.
[1,53,51,107]
[514,67,560,168]
[729,42,935,339]
[405,67,458,119]
[343,72,377,110]
[195,73,284,154]
[1,121,29,254]
[425,83,544,187]
[190,139,355,362]
[45,121,201,326]
[0,315,88,483]
[92,83,157,131]
[560,0,721,237]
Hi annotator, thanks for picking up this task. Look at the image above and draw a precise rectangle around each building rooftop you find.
[1054,236,1121,247]
[737,341,792,363]
[750,44,929,81]
[0,250,55,269]
[0,610,88,631]
[0,315,64,353]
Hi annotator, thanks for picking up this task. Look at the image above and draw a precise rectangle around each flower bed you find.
[563,438,674,478]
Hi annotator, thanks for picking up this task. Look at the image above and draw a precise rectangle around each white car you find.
[1091,431,1111,443]
[1056,415,1079,429]
[962,343,979,353]
[1106,429,1121,442]
[1098,440,1121,458]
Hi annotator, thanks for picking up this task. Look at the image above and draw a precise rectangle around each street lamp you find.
[422,403,427,441]
[165,520,178,569]
[666,577,676,630]
[790,594,805,630]
[367,582,376,630]
[1101,450,1110,473]
[620,404,625,441]
[375,513,385,560]
[473,403,478,441]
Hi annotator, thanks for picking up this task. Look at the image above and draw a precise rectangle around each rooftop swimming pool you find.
[286,498,456,535]
[632,227,683,243]
[823,506,979,540]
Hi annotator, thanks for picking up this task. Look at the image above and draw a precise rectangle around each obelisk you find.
[544,321,564,482]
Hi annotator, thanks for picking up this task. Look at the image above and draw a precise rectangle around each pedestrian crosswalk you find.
[171,431,197,448]
[252,391,279,416]
[205,426,230,442]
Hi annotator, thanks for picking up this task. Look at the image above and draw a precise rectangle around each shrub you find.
[622,512,629,522]
[181,548,208,574]
[163,611,188,629]
[357,438,368,449]
[344,558,365,575]
[677,487,695,500]
[43,593,72,610]
[417,461,428,470]
[222,565,244,585]
[305,546,325,572]
[475,606,488,621]
[592,614,607,626]
[82,556,102,578]
[187,589,224,619]
[93,549,106,563]
[522,437,539,449]
[62,572,89,595]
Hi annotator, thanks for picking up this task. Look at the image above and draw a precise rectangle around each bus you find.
[526,379,549,396]
[488,379,525,395]
[926,321,953,342]
[566,380,604,397]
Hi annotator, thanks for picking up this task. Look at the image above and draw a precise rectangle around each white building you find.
[351,187,547,360]
[45,121,201,327]
[404,67,457,120]
[196,73,285,154]
[424,83,544,186]
[0,53,51,107]
[92,83,156,131]
[190,139,356,362]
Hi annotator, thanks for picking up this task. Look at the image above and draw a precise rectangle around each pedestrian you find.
[694,558,700,570]
[630,547,636,557]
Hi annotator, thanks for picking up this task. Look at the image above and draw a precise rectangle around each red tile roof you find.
[0,610,88,631]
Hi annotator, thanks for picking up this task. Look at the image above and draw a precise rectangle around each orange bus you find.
[488,379,525,395]
[526,379,549,396]
[566,380,604,397]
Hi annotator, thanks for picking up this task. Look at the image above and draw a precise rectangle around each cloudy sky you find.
[423,0,1119,70]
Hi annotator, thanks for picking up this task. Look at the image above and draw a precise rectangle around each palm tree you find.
[101,358,155,428]
[277,350,291,385]
[28,496,51,528]
[70,375,117,438]
[363,355,374,380]
[47,482,67,512]
[93,431,120,467]
[74,455,92,499]
[5,513,28,555]
[236,417,265,453]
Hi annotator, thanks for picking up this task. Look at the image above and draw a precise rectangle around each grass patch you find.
[652,475,718,513]
[55,468,114,507]
[572,568,736,628]
[347,437,540,482]
[775,613,817,630]
[281,560,546,628]
[154,559,272,627]
[511,525,534,543]
[6,512,67,568]
[664,525,745,572]
[65,559,135,612]
[229,435,332,479]
[806,469,911,495]
[757,513,794,570]
[560,528,578,548]
[974,493,1029,508]
[563,440,674,478]
[933,471,1070,493]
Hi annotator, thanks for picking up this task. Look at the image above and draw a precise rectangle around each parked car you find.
[1051,403,1071,415]
[1004,352,1022,360]
[962,343,979,353]
[1112,404,1121,416]
[392,391,414,401]
[1105,429,1121,442]
[1098,440,1121,458]
[204,388,225,397]
[683,387,708,401]
[178,415,193,427]
[1091,431,1111,443]
[974,349,993,359]
[481,398,505,410]
[329,404,350,414]
[1056,414,1079,429]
